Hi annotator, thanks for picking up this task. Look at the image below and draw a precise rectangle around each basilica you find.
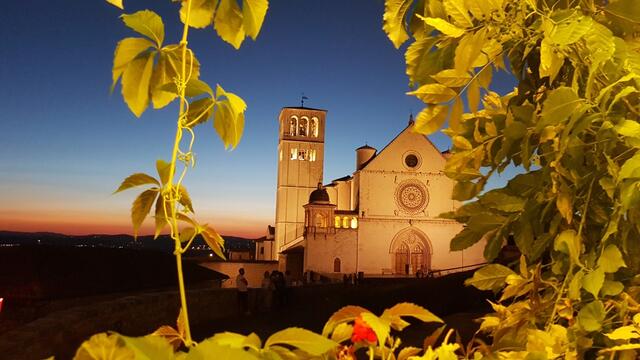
[254,106,485,278]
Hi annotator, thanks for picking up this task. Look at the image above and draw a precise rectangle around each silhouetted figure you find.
[236,268,249,315]
[260,270,273,312]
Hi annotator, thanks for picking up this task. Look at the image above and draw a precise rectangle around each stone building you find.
[255,106,485,278]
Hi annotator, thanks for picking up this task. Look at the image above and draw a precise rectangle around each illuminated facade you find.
[261,107,485,278]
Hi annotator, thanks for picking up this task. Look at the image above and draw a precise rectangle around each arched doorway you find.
[389,228,432,275]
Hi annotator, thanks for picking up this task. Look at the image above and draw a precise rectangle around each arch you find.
[310,117,319,137]
[334,258,341,273]
[389,227,433,275]
[289,116,298,136]
[299,116,309,136]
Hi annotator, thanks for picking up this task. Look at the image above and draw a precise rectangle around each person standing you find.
[236,268,249,315]
[261,271,273,312]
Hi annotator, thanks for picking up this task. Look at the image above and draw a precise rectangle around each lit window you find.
[279,149,283,161]
[334,258,341,272]
[335,216,341,228]
[350,217,358,229]
[289,116,298,136]
[298,149,307,161]
[309,149,316,162]
[310,117,319,137]
[290,148,298,160]
[342,217,349,228]
[299,117,308,136]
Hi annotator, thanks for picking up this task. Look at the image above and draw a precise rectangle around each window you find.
[309,149,316,162]
[314,213,326,227]
[298,149,307,161]
[299,117,308,136]
[405,154,418,168]
[290,148,298,160]
[289,116,298,136]
[342,216,349,228]
[260,247,264,255]
[335,216,341,228]
[350,217,358,229]
[334,258,341,273]
[310,117,319,137]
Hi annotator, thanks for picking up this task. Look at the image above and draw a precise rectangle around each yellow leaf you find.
[551,16,592,46]
[152,326,183,350]
[202,225,226,259]
[74,333,134,360]
[539,38,564,82]
[179,227,196,243]
[454,28,486,73]
[153,195,168,239]
[453,135,472,150]
[413,105,449,134]
[322,305,372,336]
[132,189,159,238]
[149,52,177,109]
[156,159,171,185]
[449,97,464,132]
[106,0,124,9]
[242,0,269,40]
[214,0,246,49]
[443,0,473,27]
[185,98,215,128]
[265,328,338,356]
[553,230,582,266]
[419,16,465,38]
[485,120,497,137]
[360,313,391,346]
[112,37,154,92]
[431,69,471,87]
[214,85,247,149]
[114,173,159,193]
[477,65,492,89]
[178,185,194,213]
[404,36,439,87]
[383,0,412,48]
[121,52,156,117]
[556,189,573,224]
[606,326,640,341]
[467,78,480,113]
[407,83,457,103]
[180,0,216,29]
[121,10,165,48]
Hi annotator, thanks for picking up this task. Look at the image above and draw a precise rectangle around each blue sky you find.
[0,0,516,237]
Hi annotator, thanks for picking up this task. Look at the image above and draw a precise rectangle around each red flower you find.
[351,316,377,344]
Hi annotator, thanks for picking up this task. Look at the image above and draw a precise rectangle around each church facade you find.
[256,106,485,278]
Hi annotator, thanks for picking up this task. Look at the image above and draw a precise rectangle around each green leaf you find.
[121,51,156,117]
[180,0,216,29]
[131,189,159,238]
[452,180,482,201]
[479,190,525,212]
[209,332,249,348]
[582,267,604,298]
[360,313,391,346]
[242,0,268,40]
[186,339,258,360]
[539,38,564,82]
[322,305,371,336]
[265,328,337,356]
[413,105,449,134]
[381,302,443,324]
[550,16,592,46]
[112,37,155,92]
[154,196,168,239]
[597,244,626,273]
[106,0,124,9]
[214,0,246,49]
[553,230,582,266]
[419,16,465,38]
[407,84,457,103]
[398,347,422,360]
[443,0,473,27]
[405,37,439,87]
[156,160,171,185]
[606,326,640,341]
[577,300,605,332]
[114,173,159,193]
[601,280,624,296]
[121,10,165,48]
[452,136,472,150]
[450,227,484,251]
[120,335,174,360]
[568,270,584,300]
[383,0,412,48]
[585,22,615,69]
[606,0,640,25]
[619,152,640,182]
[464,264,515,291]
[329,323,353,343]
[540,87,582,128]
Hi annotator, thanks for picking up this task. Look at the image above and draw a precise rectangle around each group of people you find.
[235,268,293,315]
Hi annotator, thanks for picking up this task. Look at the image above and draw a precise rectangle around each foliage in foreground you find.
[70,0,640,358]
[383,0,640,357]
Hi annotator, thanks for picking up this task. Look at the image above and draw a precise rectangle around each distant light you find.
[209,253,213,257]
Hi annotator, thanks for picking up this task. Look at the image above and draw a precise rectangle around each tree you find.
[382,0,640,357]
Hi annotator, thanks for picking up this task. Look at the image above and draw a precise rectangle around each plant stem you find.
[167,0,194,347]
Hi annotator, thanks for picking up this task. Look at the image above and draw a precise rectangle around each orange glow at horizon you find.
[0,210,268,239]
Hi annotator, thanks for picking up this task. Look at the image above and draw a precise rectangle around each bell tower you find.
[272,107,326,261]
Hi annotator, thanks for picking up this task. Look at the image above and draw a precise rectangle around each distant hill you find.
[0,231,255,255]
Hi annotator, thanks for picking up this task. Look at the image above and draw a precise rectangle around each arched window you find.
[334,258,341,273]
[314,213,326,228]
[310,117,319,137]
[289,116,298,136]
[350,217,358,229]
[335,216,341,228]
[299,117,308,136]
[342,216,349,228]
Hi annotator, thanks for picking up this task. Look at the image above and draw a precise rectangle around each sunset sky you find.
[0,0,516,238]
